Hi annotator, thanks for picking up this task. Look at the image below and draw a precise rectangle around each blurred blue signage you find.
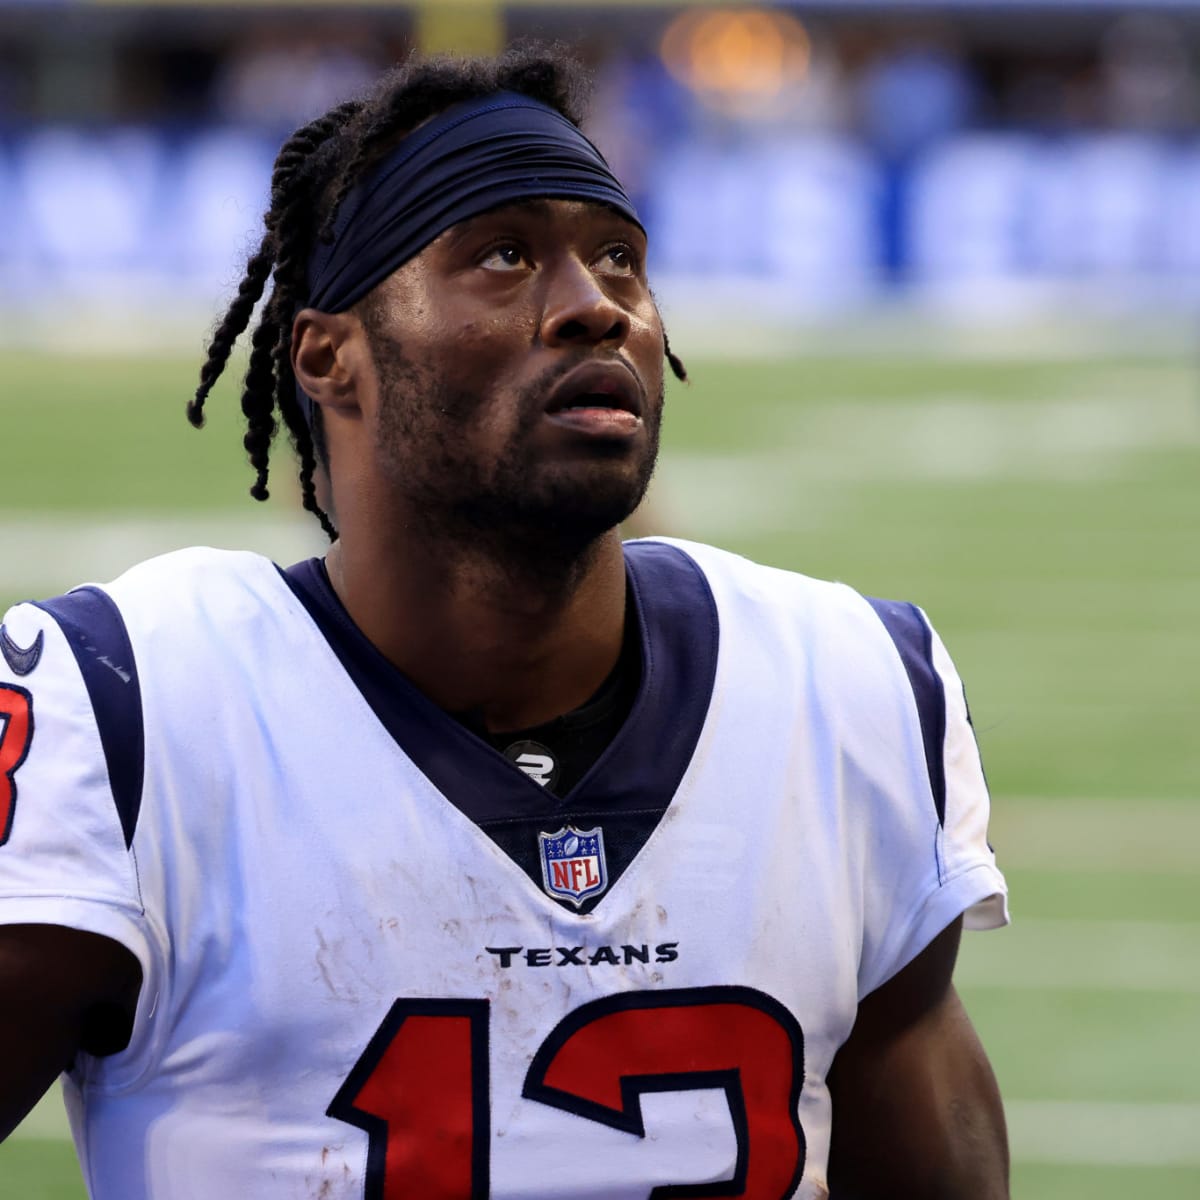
[1,124,1198,309]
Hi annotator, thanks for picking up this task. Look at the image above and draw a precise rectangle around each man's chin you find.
[455,472,650,551]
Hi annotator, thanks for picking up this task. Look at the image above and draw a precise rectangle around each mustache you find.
[373,335,656,429]
[519,353,649,419]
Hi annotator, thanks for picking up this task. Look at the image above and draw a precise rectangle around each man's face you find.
[357,198,665,551]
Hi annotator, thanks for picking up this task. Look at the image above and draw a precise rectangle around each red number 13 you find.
[0,685,33,846]
[329,986,806,1199]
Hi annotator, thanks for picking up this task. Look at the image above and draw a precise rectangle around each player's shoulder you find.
[635,536,947,706]
[105,545,285,604]
[632,535,890,633]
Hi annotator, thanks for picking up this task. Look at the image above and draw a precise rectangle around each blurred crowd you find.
[2,6,1199,313]
[1,9,1197,141]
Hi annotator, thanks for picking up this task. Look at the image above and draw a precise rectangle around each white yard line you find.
[6,364,1197,589]
[650,377,1199,531]
[12,305,1196,360]
[990,799,1200,873]
[1006,1100,1200,1167]
[957,918,1200,994]
[14,1087,1200,1168]
[1,513,324,599]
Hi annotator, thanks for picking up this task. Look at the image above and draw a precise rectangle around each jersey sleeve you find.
[854,598,1008,1000]
[0,594,159,995]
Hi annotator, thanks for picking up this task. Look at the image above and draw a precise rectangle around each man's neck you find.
[324,527,629,733]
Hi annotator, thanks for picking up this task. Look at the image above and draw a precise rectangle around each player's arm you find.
[826,916,1008,1200]
[0,924,141,1142]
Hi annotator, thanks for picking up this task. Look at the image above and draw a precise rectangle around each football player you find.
[0,47,1009,1199]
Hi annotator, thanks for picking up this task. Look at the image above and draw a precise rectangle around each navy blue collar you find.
[279,541,718,827]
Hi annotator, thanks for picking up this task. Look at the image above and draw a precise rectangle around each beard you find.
[372,336,662,564]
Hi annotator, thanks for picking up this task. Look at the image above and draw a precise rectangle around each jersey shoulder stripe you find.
[864,597,947,826]
[34,587,144,848]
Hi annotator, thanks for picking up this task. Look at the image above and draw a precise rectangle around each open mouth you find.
[544,362,643,421]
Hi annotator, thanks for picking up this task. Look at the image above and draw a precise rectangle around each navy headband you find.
[304,91,641,315]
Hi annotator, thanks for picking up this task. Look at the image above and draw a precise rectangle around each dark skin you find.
[827,919,1009,1198]
[0,198,1008,1197]
[0,924,141,1142]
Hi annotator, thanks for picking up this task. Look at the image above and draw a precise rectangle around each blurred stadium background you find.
[1,1,1198,1198]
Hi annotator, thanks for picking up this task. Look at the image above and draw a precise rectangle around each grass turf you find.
[0,1134,89,1198]
[1,346,1197,1197]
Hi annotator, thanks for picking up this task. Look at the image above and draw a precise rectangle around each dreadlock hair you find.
[189,44,688,541]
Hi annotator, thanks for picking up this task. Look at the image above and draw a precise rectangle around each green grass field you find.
[1,342,1197,1198]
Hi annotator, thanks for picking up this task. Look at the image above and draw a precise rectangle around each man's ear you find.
[291,309,367,414]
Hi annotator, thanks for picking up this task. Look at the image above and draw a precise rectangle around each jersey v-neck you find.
[457,583,642,798]
[278,540,719,912]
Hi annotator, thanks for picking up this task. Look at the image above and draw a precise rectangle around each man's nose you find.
[539,258,630,349]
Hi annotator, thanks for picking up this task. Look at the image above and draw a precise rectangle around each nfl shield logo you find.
[538,826,608,907]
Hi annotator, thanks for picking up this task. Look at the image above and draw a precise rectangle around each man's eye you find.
[480,245,528,270]
[597,245,637,276]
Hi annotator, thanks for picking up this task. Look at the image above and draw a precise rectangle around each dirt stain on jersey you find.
[309,1156,351,1199]
[314,930,343,1000]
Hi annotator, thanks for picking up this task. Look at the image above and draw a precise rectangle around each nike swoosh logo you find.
[0,625,43,676]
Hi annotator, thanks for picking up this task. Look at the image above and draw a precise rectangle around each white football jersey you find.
[0,538,1007,1200]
